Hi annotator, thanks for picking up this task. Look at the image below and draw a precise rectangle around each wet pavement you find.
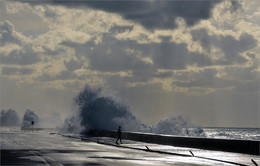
[1,127,259,166]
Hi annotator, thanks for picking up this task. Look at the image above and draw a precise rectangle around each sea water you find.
[201,127,260,141]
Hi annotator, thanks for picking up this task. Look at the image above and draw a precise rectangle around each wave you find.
[22,109,40,127]
[1,109,20,126]
[61,85,204,137]
[151,116,204,137]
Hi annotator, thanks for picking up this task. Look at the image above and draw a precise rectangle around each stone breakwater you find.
[87,129,260,156]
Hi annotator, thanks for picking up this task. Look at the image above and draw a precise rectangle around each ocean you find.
[201,127,260,141]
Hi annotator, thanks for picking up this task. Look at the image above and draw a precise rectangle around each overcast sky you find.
[0,0,259,127]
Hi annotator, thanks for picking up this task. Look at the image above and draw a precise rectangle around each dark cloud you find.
[1,67,34,75]
[62,35,156,79]
[216,33,257,64]
[191,28,258,65]
[84,0,221,30]
[149,41,213,69]
[188,52,213,67]
[25,0,221,30]
[85,39,151,72]
[64,58,84,71]
[109,25,133,34]
[55,70,78,80]
[229,1,242,12]
[62,38,156,83]
[151,42,188,69]
[62,33,213,82]
[191,28,211,52]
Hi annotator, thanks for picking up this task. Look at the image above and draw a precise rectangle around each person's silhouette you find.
[116,126,122,144]
[31,121,34,132]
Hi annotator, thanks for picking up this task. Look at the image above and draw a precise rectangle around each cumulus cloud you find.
[191,28,258,65]
[0,21,40,65]
[0,20,25,45]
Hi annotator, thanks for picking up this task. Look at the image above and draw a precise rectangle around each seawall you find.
[87,130,260,156]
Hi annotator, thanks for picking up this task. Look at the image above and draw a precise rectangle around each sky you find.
[0,0,259,128]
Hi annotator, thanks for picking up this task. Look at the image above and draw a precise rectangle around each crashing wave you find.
[61,85,204,137]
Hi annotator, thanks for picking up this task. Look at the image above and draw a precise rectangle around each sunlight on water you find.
[202,127,260,140]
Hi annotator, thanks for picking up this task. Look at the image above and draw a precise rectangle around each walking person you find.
[31,121,34,132]
[116,126,122,144]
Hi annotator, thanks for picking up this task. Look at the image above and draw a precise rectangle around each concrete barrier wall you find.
[87,130,260,155]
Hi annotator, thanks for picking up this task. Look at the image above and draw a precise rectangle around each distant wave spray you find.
[23,109,40,127]
[1,109,20,126]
